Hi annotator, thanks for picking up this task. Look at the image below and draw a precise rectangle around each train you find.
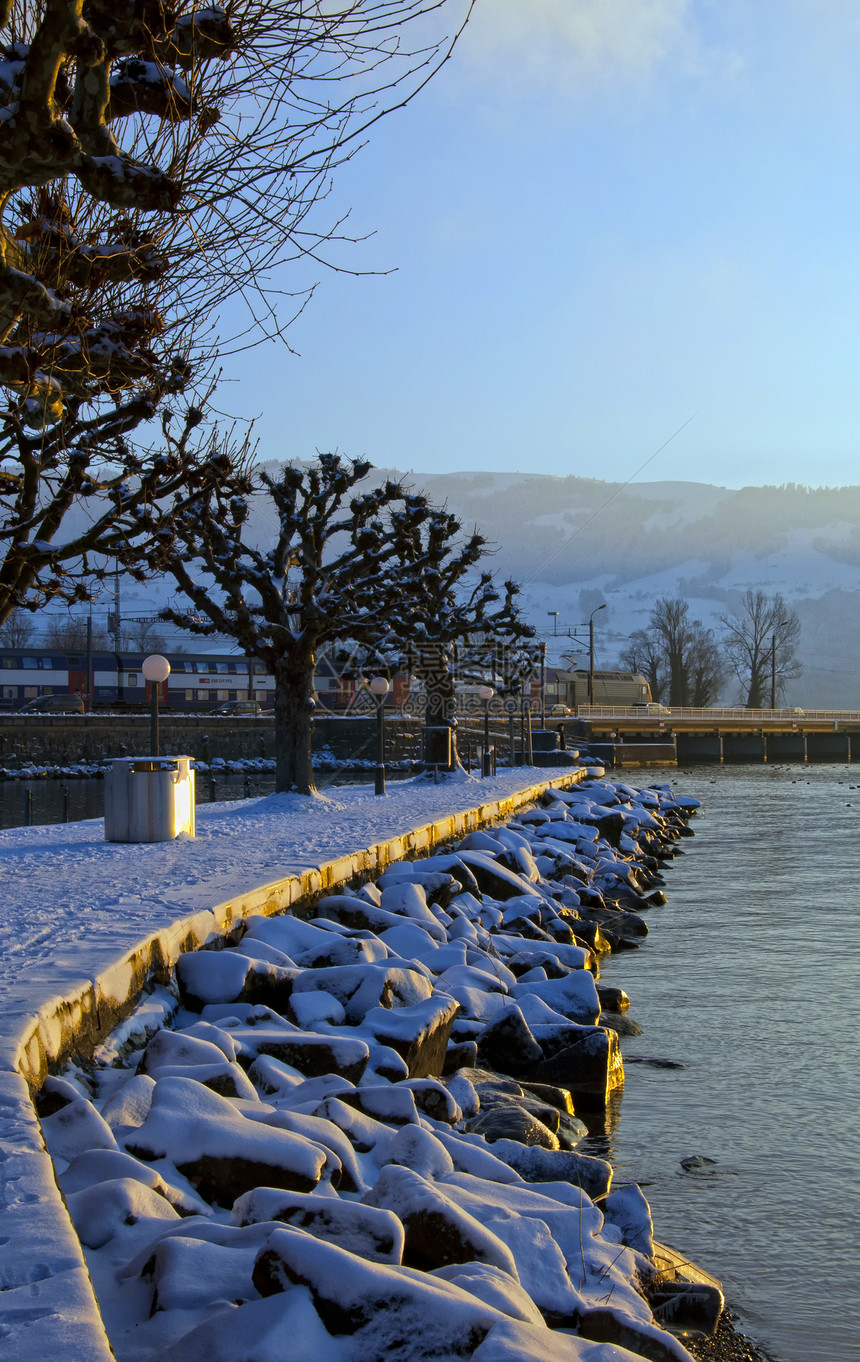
[0,648,651,715]
[546,669,652,710]
[0,647,412,714]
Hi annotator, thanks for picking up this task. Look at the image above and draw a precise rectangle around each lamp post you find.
[478,685,494,777]
[369,676,389,795]
[142,654,171,756]
[588,604,607,706]
[86,603,94,712]
[770,620,788,710]
[547,610,559,635]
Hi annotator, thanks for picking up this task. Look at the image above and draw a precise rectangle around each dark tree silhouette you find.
[620,630,666,704]
[162,453,433,794]
[719,590,801,707]
[622,597,724,706]
[0,0,474,621]
[0,607,34,645]
[395,512,535,767]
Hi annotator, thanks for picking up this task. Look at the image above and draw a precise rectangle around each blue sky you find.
[217,0,860,489]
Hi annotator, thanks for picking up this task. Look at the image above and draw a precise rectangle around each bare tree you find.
[719,590,801,707]
[0,607,34,644]
[397,516,534,767]
[162,453,434,794]
[341,569,536,768]
[122,617,167,652]
[0,0,474,622]
[687,625,725,707]
[41,612,108,648]
[622,598,725,706]
[620,629,665,704]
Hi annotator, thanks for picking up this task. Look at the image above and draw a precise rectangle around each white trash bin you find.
[104,756,196,843]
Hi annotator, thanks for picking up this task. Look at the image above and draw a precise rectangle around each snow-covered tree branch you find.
[0,0,473,620]
[393,512,535,766]
[161,452,435,794]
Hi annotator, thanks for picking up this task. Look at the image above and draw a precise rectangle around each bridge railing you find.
[577,706,860,722]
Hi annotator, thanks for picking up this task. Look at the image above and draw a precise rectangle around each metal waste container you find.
[104,756,196,843]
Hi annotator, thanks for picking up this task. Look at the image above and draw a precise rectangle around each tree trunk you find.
[273,659,316,795]
[746,663,764,709]
[668,655,690,707]
[423,655,459,770]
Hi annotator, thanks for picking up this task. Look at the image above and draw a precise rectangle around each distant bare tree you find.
[621,630,665,704]
[42,614,109,649]
[622,599,725,706]
[719,590,801,707]
[123,618,167,653]
[687,626,726,707]
[0,609,35,646]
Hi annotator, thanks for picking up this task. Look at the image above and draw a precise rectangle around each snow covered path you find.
[0,769,580,1037]
[0,767,597,1362]
[0,765,720,1362]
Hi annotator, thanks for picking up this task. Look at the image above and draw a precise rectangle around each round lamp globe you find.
[142,654,171,684]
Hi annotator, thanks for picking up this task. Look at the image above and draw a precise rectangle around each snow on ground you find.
[28,773,707,1362]
[0,769,574,1033]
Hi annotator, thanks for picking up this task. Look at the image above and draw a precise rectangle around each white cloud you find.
[458,0,731,94]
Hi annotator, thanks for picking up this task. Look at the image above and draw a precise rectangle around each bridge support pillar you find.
[722,731,766,763]
[764,732,807,763]
[806,731,851,762]
[676,732,722,763]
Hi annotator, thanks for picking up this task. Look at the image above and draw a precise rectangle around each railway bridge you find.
[572,706,860,764]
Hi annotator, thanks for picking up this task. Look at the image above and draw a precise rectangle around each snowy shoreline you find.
[1,768,774,1362]
[1,769,594,1360]
[1,766,744,1362]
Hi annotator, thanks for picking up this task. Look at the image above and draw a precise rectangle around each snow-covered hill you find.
[409,473,860,708]
[75,470,860,707]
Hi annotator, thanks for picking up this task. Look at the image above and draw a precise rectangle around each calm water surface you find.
[590,765,860,1362]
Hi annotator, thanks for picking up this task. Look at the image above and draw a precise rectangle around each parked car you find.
[211,700,264,716]
[550,704,572,717]
[19,693,85,713]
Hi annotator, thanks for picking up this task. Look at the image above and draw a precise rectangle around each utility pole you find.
[86,607,93,712]
[770,620,788,709]
[588,604,607,706]
[112,562,121,651]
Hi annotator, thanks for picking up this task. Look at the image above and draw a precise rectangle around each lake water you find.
[588,764,860,1362]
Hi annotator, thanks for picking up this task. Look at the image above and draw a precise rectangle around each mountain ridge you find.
[51,467,860,707]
